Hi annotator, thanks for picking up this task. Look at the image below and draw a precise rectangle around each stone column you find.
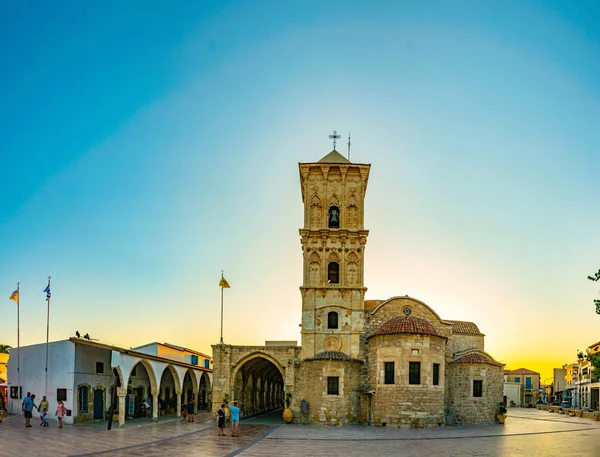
[117,388,126,428]
[152,390,159,423]
[176,391,182,418]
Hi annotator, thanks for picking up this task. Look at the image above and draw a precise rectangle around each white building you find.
[7,337,212,427]
[503,378,521,407]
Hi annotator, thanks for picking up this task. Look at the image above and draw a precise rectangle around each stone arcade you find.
[212,149,504,427]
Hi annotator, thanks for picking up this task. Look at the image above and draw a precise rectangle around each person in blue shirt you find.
[22,393,37,428]
[229,400,241,437]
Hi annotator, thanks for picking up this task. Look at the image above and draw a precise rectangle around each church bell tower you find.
[298,147,370,360]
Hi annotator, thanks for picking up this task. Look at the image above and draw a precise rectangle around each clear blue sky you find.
[1,0,599,380]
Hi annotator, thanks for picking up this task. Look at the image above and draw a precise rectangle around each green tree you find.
[587,269,600,315]
[590,353,600,382]
[0,344,11,354]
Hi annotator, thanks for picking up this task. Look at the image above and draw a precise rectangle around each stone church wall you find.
[447,334,485,358]
[297,360,362,425]
[445,362,504,424]
[368,297,453,339]
[367,333,446,428]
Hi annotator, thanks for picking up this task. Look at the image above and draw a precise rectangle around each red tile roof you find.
[305,351,363,363]
[504,368,540,375]
[446,320,482,335]
[451,352,503,367]
[588,341,600,349]
[372,315,444,338]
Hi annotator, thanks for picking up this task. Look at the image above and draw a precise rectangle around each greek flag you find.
[44,284,51,300]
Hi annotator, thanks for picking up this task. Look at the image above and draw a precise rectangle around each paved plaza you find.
[1,409,599,457]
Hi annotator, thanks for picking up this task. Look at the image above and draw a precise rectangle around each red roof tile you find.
[451,352,503,367]
[504,368,540,375]
[305,351,363,363]
[372,315,444,338]
[446,320,482,335]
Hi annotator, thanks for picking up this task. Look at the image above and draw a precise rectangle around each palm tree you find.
[0,344,11,354]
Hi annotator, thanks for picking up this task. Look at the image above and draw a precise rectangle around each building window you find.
[328,262,339,284]
[409,362,421,385]
[10,386,19,399]
[327,377,339,395]
[57,389,67,402]
[328,206,340,228]
[191,355,199,365]
[327,311,339,329]
[96,362,104,374]
[384,362,395,384]
[514,377,520,383]
[473,380,483,397]
[525,377,532,390]
[433,363,440,386]
[79,386,89,413]
[204,359,210,368]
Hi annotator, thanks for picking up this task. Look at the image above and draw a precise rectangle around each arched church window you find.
[78,386,89,413]
[327,311,339,329]
[328,206,340,228]
[328,262,339,284]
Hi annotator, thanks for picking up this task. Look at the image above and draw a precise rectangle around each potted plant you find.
[497,402,507,424]
[282,392,293,423]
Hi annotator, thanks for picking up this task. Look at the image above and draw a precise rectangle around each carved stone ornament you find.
[324,335,342,351]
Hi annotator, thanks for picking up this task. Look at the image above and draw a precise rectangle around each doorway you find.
[93,389,103,420]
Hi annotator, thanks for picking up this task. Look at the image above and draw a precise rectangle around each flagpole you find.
[17,282,20,403]
[45,276,51,396]
[220,271,224,344]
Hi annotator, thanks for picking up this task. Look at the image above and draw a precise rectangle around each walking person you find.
[22,393,37,428]
[217,404,226,436]
[56,400,67,428]
[187,399,195,423]
[39,396,49,426]
[229,400,241,437]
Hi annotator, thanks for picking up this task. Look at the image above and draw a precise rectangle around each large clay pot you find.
[497,414,506,424]
[282,407,294,423]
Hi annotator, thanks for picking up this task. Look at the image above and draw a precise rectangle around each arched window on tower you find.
[327,311,339,329]
[328,262,339,284]
[328,206,340,228]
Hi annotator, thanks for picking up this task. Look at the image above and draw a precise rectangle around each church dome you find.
[372,315,444,338]
[305,350,363,362]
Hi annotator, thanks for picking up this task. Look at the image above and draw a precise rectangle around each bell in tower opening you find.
[328,206,340,228]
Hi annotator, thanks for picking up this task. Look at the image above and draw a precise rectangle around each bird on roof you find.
[76,331,81,338]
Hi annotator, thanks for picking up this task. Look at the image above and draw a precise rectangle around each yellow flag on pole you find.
[9,289,18,302]
[219,276,230,288]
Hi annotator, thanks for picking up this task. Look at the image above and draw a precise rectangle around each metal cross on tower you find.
[328,130,341,150]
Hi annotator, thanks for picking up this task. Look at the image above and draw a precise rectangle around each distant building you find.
[553,367,567,404]
[588,341,600,409]
[0,353,8,383]
[563,363,579,407]
[503,368,540,406]
[7,338,211,426]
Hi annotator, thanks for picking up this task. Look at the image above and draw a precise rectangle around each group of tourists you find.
[22,392,67,428]
[217,400,241,437]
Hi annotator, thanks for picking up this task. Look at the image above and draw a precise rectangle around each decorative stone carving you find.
[324,335,342,351]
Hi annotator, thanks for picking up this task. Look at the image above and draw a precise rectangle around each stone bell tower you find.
[298,148,370,360]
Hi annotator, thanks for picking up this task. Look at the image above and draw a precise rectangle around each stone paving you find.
[1,408,599,456]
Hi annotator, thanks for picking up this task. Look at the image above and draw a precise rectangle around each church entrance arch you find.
[232,354,284,418]
[128,361,156,419]
[198,372,210,410]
